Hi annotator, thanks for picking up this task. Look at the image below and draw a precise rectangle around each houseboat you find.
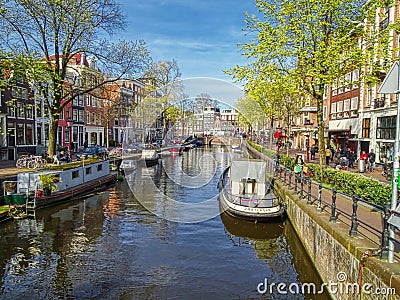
[218,159,285,221]
[4,160,117,213]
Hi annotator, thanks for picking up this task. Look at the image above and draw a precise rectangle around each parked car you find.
[77,146,108,160]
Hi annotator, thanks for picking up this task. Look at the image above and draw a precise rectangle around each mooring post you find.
[330,188,337,222]
[349,194,359,237]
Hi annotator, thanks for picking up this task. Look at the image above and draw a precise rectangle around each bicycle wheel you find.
[27,160,37,169]
[16,159,23,168]
[40,159,48,167]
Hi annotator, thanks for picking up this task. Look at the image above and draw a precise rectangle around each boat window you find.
[86,167,92,175]
[97,164,103,171]
[72,170,79,179]
[54,175,61,183]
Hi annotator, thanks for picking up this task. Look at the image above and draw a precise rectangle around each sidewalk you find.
[279,147,389,184]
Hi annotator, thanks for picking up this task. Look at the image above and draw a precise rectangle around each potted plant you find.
[39,174,59,196]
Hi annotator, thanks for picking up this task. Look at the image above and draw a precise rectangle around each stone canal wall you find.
[244,141,400,300]
[274,182,399,300]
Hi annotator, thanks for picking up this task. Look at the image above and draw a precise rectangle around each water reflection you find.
[0,146,330,299]
[221,212,330,299]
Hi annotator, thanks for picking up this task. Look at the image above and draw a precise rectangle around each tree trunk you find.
[48,117,59,157]
[316,91,326,178]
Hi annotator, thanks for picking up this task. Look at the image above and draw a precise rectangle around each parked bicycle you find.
[382,161,393,181]
[16,155,48,169]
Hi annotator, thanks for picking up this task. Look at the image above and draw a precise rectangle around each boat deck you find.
[223,183,276,208]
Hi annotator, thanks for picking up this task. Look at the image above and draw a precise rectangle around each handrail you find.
[274,163,398,260]
[243,141,399,261]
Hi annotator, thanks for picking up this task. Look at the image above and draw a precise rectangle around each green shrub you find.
[247,141,392,206]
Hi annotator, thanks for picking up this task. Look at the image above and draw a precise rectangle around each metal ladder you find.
[24,181,38,218]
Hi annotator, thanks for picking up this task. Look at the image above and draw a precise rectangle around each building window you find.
[8,106,15,117]
[17,123,24,145]
[362,118,370,138]
[352,69,359,89]
[351,97,358,117]
[12,86,28,99]
[86,112,90,124]
[57,126,62,145]
[26,123,33,145]
[345,73,351,92]
[72,170,79,179]
[26,105,34,119]
[377,116,396,140]
[37,124,42,145]
[36,100,42,117]
[331,102,337,119]
[78,110,84,122]
[331,79,337,96]
[17,103,24,118]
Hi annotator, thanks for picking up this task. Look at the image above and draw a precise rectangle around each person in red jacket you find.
[360,151,368,161]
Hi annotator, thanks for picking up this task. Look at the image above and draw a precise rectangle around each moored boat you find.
[120,159,138,175]
[218,159,285,221]
[140,148,159,166]
[4,160,117,213]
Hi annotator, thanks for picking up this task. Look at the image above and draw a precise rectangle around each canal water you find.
[0,146,330,299]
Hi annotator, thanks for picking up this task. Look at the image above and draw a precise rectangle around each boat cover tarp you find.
[230,159,266,182]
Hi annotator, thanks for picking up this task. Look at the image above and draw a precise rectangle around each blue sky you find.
[119,0,257,83]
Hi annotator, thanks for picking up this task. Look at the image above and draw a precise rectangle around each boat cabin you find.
[229,160,267,196]
[16,160,111,194]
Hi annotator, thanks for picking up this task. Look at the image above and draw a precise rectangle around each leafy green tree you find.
[0,0,151,156]
[229,0,383,175]
[235,95,265,133]
[141,60,183,139]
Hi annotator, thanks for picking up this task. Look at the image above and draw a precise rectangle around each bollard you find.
[349,194,359,236]
[330,188,337,222]
[380,206,390,260]
[317,183,322,211]
[307,178,312,204]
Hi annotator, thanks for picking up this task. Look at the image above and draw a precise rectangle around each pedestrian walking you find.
[368,149,376,172]
[310,146,316,160]
[325,147,332,166]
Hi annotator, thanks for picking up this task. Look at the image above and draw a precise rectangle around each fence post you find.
[349,194,359,237]
[330,188,337,222]
[283,168,287,183]
[300,175,304,198]
[307,178,312,204]
[294,173,298,192]
[288,172,292,189]
[317,183,322,211]
[380,206,390,260]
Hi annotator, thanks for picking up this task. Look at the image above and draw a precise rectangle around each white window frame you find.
[352,69,359,89]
